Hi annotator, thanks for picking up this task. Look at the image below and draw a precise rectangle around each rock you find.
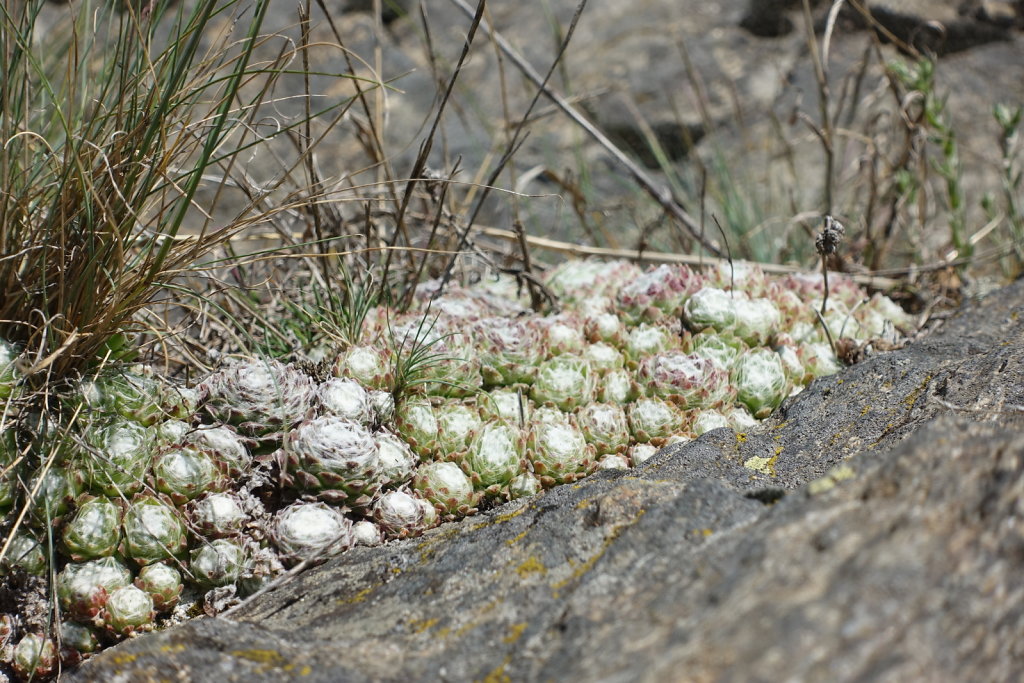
[68,279,1024,681]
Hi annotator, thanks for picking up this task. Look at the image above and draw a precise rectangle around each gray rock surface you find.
[68,279,1024,681]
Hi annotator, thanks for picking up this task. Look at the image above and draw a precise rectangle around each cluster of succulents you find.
[0,258,912,679]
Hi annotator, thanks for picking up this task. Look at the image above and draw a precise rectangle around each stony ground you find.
[66,277,1024,681]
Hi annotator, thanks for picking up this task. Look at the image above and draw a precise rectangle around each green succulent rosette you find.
[528,419,595,486]
[478,388,532,425]
[537,313,587,357]
[733,297,782,346]
[394,398,439,459]
[475,317,544,386]
[271,501,354,567]
[682,287,737,333]
[691,409,731,436]
[583,311,628,346]
[332,344,395,392]
[616,263,703,324]
[81,417,153,498]
[190,538,248,588]
[29,464,84,526]
[435,400,483,460]
[120,495,188,565]
[583,341,625,372]
[688,330,747,370]
[732,349,789,418]
[576,403,631,456]
[62,495,123,561]
[281,415,382,508]
[622,322,680,367]
[529,355,594,412]
[201,358,316,439]
[508,472,543,499]
[627,397,685,444]
[12,634,58,680]
[0,338,23,402]
[185,425,252,476]
[80,368,196,426]
[639,351,732,409]
[152,445,220,505]
[412,461,478,518]
[371,489,431,538]
[56,556,133,621]
[464,421,525,493]
[1,533,47,576]
[186,491,251,538]
[317,377,374,425]
[597,367,641,405]
[373,429,419,486]
[135,563,183,612]
[100,585,155,636]
[60,620,101,655]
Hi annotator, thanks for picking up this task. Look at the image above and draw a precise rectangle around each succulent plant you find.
[478,389,531,425]
[60,620,101,656]
[185,425,252,476]
[508,472,542,499]
[733,297,782,346]
[62,495,123,561]
[100,585,155,636]
[1,533,47,575]
[394,398,439,459]
[135,563,183,612]
[627,397,685,444]
[56,556,133,621]
[732,349,789,418]
[412,461,478,518]
[0,339,22,402]
[475,317,544,386]
[12,633,57,680]
[582,341,625,373]
[639,351,732,409]
[82,417,153,499]
[332,344,394,392]
[120,495,188,565]
[544,258,640,303]
[201,358,316,438]
[576,403,631,455]
[402,326,483,398]
[537,314,587,357]
[187,491,251,538]
[352,520,384,547]
[271,501,354,566]
[583,311,628,347]
[372,489,430,538]
[152,445,220,505]
[628,442,660,466]
[725,406,759,432]
[80,368,196,426]
[688,330,747,371]
[597,368,641,405]
[622,322,679,366]
[317,377,374,425]
[464,421,525,494]
[683,287,737,333]
[435,400,483,460]
[530,355,594,412]
[617,264,701,324]
[691,409,731,436]
[597,453,630,470]
[29,464,83,526]
[368,390,396,426]
[281,416,382,507]
[373,430,418,486]
[190,538,248,588]
[528,419,595,486]
[155,419,191,445]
